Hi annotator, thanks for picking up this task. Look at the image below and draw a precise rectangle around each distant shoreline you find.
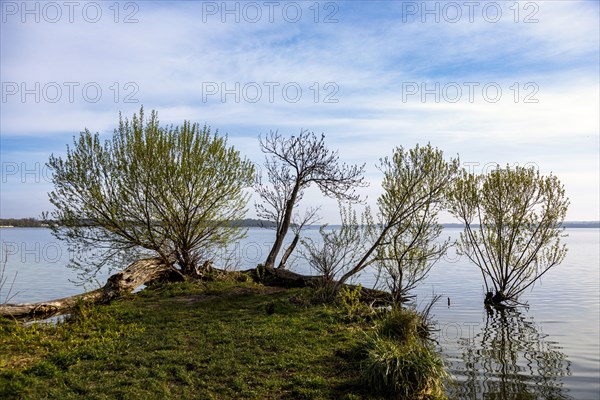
[1,219,598,229]
[441,222,600,229]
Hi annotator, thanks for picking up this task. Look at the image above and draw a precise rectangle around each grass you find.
[360,307,448,399]
[1,280,389,399]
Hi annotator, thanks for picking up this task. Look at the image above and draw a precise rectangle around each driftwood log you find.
[1,259,389,320]
[0,257,183,319]
[249,266,390,304]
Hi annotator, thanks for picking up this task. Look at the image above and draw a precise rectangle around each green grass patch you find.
[0,280,390,399]
[359,307,448,399]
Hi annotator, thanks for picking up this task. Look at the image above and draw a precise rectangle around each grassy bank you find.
[0,279,446,399]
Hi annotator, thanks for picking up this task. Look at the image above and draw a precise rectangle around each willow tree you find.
[256,130,366,269]
[448,165,569,305]
[47,107,255,280]
[374,203,451,305]
[335,144,459,295]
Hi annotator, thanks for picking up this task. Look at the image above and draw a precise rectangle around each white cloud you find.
[1,0,598,221]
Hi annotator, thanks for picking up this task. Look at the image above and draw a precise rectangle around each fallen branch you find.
[0,257,183,319]
[241,266,389,304]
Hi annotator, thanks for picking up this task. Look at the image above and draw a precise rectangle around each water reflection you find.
[449,306,572,399]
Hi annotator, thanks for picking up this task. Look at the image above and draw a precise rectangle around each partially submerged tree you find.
[47,107,255,280]
[447,165,569,305]
[335,144,459,293]
[256,130,366,269]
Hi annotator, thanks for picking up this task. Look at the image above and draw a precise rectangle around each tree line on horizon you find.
[2,218,596,229]
[41,107,570,307]
[0,218,278,228]
[0,218,45,228]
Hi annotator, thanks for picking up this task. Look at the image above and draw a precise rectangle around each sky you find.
[1,0,599,223]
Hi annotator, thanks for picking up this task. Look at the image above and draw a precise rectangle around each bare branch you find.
[256,130,366,269]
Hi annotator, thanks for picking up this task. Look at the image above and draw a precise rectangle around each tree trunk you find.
[263,265,323,287]
[485,290,508,306]
[265,181,301,268]
[0,257,183,320]
[277,233,299,269]
[335,224,391,292]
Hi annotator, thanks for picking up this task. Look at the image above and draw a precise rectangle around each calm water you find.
[1,227,599,398]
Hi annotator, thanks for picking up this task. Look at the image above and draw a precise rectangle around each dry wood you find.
[0,257,182,319]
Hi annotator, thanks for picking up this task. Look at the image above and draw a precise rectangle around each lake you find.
[1,227,598,398]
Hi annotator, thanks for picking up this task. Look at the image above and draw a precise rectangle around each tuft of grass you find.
[359,307,448,399]
[361,333,447,399]
[376,306,431,343]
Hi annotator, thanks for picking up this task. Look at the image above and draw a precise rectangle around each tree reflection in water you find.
[448,306,572,399]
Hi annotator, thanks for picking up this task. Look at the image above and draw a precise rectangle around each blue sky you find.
[1,0,599,222]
